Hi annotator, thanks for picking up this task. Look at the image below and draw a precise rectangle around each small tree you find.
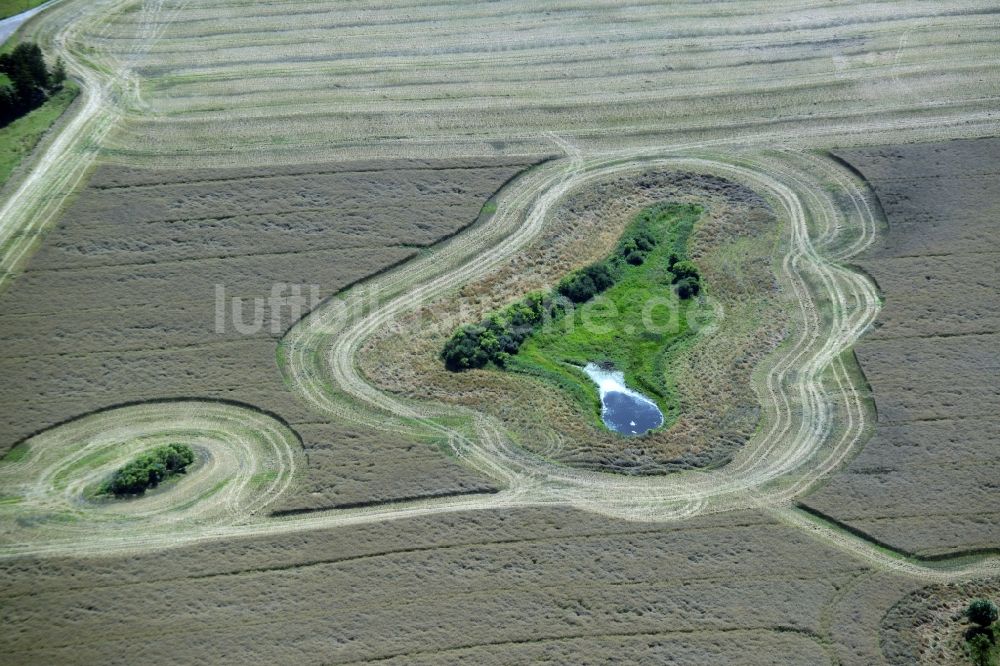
[676,277,700,300]
[50,57,66,88]
[557,262,616,304]
[967,633,992,666]
[670,260,700,283]
[967,599,999,628]
[622,240,645,265]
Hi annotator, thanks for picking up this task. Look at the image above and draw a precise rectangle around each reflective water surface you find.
[583,363,664,436]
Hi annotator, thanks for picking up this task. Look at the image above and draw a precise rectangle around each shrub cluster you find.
[556,223,659,303]
[556,262,616,303]
[442,292,553,370]
[968,599,1000,628]
[0,43,65,126]
[99,443,195,497]
[620,228,657,266]
[964,599,998,666]
[668,255,701,299]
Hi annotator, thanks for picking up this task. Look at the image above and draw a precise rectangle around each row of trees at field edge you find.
[441,210,702,371]
[99,443,195,497]
[0,42,66,126]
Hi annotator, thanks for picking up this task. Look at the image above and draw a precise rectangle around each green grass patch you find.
[53,445,124,488]
[508,203,705,425]
[15,511,79,528]
[250,470,279,487]
[0,0,47,21]
[173,477,230,512]
[1,441,29,463]
[0,80,78,187]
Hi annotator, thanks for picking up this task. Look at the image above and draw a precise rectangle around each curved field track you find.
[0,0,997,595]
[0,401,303,551]
[1,147,998,591]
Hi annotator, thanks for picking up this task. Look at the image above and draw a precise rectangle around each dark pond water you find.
[601,390,664,436]
[583,363,664,436]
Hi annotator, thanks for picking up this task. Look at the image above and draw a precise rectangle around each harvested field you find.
[268,424,495,514]
[801,137,1000,556]
[0,506,920,665]
[0,157,535,509]
[0,0,999,663]
[880,579,1000,665]
[44,0,1000,166]
[1,137,996,664]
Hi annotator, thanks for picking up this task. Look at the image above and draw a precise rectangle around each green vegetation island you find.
[98,443,195,497]
[965,598,999,666]
[442,202,706,428]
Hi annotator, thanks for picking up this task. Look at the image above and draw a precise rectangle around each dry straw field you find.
[0,0,998,664]
[802,138,1000,557]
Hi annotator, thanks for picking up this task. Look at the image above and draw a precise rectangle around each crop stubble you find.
[0,505,918,665]
[801,138,1000,556]
[74,1,1000,165]
[0,158,536,510]
[0,1,998,662]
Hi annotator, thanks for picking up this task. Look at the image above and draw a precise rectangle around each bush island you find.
[968,599,1000,628]
[964,599,998,666]
[98,443,195,497]
[442,292,553,370]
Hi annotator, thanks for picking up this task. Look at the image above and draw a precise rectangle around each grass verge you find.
[0,0,47,21]
[0,80,78,187]
[1,441,28,463]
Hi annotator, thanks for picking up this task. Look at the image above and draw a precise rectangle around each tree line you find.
[0,42,66,126]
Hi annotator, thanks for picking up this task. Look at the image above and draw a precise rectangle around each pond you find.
[583,363,664,436]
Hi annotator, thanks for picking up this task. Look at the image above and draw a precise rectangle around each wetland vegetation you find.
[443,202,707,433]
